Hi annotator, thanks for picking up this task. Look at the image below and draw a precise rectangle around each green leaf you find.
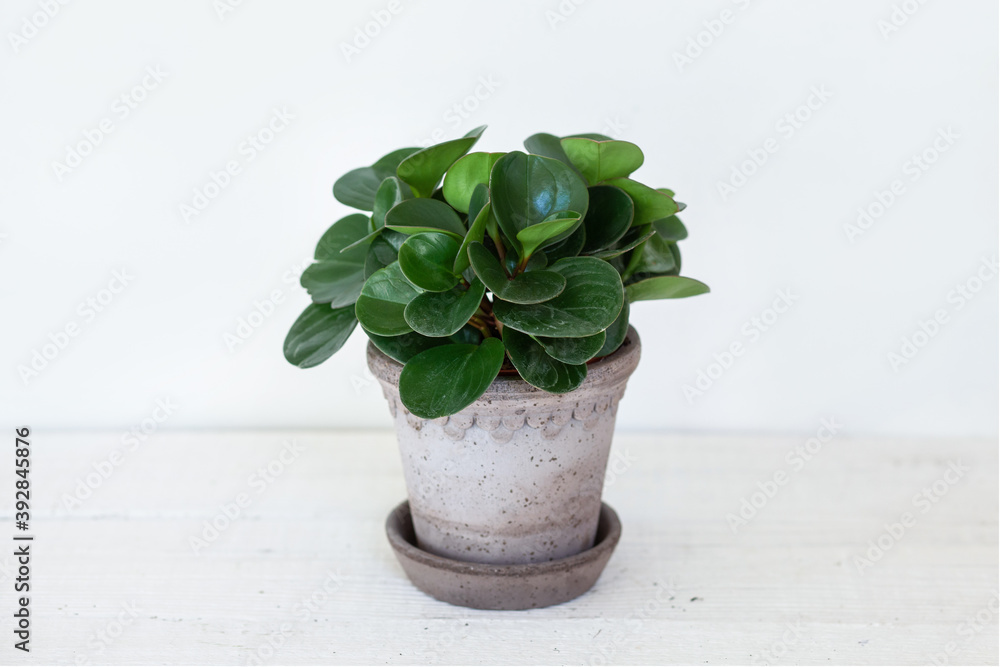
[404,278,485,337]
[653,215,688,241]
[365,330,448,364]
[301,261,368,308]
[595,300,629,357]
[442,152,504,213]
[581,185,634,253]
[493,257,624,337]
[669,242,682,274]
[535,331,606,365]
[398,232,460,292]
[397,125,486,198]
[449,325,483,346]
[490,151,589,254]
[564,132,613,141]
[515,211,583,260]
[354,262,422,336]
[364,231,404,278]
[333,147,420,210]
[283,303,357,368]
[384,198,466,240]
[626,276,710,303]
[398,339,505,418]
[304,214,371,307]
[315,213,371,260]
[606,178,679,226]
[454,184,491,274]
[587,225,656,259]
[523,132,584,179]
[543,223,587,262]
[502,327,586,394]
[624,233,677,280]
[467,242,566,304]
[372,177,413,230]
[560,138,644,185]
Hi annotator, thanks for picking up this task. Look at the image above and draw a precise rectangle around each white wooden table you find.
[1,431,996,665]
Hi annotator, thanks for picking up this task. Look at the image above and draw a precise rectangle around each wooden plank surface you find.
[0,431,995,665]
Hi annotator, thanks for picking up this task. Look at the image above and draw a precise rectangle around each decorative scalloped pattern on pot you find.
[382,388,625,443]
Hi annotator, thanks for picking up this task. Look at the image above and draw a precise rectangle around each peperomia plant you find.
[284,126,709,419]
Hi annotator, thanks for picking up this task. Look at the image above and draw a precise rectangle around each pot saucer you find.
[385,500,621,610]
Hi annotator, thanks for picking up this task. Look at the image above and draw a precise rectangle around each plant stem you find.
[489,230,509,277]
[468,316,492,339]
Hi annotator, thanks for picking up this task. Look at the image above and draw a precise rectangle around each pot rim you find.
[386,500,622,578]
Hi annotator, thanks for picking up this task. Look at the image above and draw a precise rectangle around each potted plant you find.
[284,126,708,609]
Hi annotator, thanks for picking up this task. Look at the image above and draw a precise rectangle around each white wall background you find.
[1,0,996,437]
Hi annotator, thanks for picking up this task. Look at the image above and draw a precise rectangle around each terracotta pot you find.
[368,327,641,566]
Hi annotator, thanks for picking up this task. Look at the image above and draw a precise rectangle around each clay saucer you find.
[385,500,621,610]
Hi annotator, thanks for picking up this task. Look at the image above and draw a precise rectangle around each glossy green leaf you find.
[333,147,419,210]
[283,303,357,368]
[397,232,460,292]
[398,339,505,419]
[581,185,634,253]
[560,138,644,185]
[449,325,483,346]
[515,211,583,260]
[397,125,486,198]
[595,300,629,357]
[467,242,566,304]
[669,243,682,273]
[301,262,367,308]
[523,132,584,179]
[653,215,688,241]
[404,278,485,337]
[384,198,466,240]
[364,231,404,278]
[543,224,586,262]
[365,330,448,364]
[535,331,606,365]
[607,178,679,226]
[493,257,624,337]
[442,152,504,213]
[304,214,371,307]
[624,233,677,281]
[454,184,491,274]
[354,262,421,336]
[490,151,589,254]
[502,327,586,394]
[372,177,413,230]
[564,132,613,141]
[626,276,710,303]
[588,225,656,259]
[315,214,371,260]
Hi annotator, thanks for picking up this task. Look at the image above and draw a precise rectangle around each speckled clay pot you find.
[368,327,641,566]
